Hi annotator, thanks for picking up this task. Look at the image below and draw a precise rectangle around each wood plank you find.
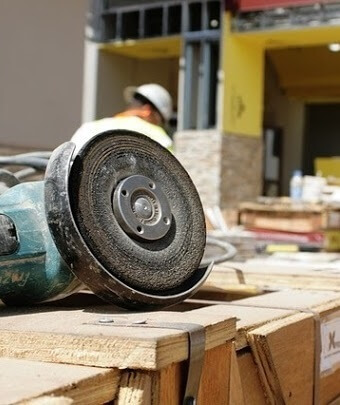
[0,305,235,370]
[237,350,267,405]
[239,208,323,232]
[207,261,340,292]
[188,302,297,349]
[248,312,315,404]
[22,397,73,405]
[116,371,153,405]
[157,362,184,405]
[237,289,340,309]
[116,344,233,405]
[156,343,232,405]
[229,343,246,405]
[321,369,340,405]
[197,343,231,405]
[194,284,265,301]
[0,358,120,405]
[239,200,323,213]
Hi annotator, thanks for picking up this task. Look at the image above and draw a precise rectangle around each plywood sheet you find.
[0,305,235,370]
[0,358,119,405]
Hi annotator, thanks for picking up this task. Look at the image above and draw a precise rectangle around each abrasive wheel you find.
[45,130,211,310]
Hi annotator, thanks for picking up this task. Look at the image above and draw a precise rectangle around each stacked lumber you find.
[0,299,236,405]
[238,199,340,251]
[189,289,340,404]
[206,257,340,292]
[239,200,324,234]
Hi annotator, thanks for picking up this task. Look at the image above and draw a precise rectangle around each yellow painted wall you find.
[101,37,181,59]
[315,158,340,178]
[269,46,340,101]
[232,24,340,49]
[222,15,264,137]
[222,12,340,137]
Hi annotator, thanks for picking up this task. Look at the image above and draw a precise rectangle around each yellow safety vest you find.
[71,116,173,153]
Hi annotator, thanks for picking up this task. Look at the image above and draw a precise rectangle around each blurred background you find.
[1,0,340,210]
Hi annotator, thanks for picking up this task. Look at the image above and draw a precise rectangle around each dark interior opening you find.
[145,8,163,37]
[303,103,340,175]
[207,1,221,30]
[208,42,219,127]
[103,13,117,40]
[189,2,202,32]
[121,11,139,39]
[168,5,182,34]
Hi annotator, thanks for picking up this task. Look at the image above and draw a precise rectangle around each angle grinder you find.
[0,130,211,309]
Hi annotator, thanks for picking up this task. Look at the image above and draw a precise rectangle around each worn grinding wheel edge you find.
[68,130,206,293]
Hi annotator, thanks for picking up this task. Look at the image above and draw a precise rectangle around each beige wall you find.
[93,50,179,120]
[0,0,86,149]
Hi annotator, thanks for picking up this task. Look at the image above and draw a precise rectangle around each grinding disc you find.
[68,131,206,293]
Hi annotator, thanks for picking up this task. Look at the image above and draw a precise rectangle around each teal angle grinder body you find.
[0,130,211,309]
[0,181,81,305]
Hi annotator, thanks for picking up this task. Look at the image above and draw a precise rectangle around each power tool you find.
[0,130,211,310]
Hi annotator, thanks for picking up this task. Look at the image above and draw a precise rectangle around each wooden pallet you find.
[0,297,236,405]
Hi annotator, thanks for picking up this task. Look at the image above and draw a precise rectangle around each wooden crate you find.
[189,289,340,405]
[0,297,236,405]
[3,273,340,404]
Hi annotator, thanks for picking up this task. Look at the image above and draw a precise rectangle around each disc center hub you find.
[113,175,172,241]
[133,196,154,221]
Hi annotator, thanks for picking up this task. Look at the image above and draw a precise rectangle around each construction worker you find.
[71,83,173,152]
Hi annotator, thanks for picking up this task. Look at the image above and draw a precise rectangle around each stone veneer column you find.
[174,130,222,209]
[220,133,263,208]
[174,130,263,210]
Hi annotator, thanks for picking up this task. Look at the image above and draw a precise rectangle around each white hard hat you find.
[124,83,173,123]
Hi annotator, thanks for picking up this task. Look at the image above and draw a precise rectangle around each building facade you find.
[84,0,340,209]
[84,0,262,208]
[2,1,340,208]
[227,0,340,197]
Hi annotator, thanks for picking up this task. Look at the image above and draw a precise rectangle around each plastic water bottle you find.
[290,170,303,201]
